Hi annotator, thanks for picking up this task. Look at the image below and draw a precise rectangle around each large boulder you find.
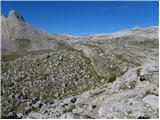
[142,95,159,109]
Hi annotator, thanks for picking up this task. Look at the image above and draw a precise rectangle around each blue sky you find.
[1,1,159,35]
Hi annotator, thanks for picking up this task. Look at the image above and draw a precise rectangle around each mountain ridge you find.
[1,10,159,53]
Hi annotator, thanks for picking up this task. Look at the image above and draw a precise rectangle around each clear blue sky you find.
[1,1,159,35]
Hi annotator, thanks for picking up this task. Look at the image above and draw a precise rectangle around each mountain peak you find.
[8,9,25,22]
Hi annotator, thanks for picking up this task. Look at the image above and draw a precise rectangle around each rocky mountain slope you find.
[1,10,51,53]
[1,10,159,119]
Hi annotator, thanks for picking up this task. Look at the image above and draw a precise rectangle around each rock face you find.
[1,10,159,119]
[1,10,54,53]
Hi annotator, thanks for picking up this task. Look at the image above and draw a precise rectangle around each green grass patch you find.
[2,53,23,62]
[92,89,106,97]
[1,49,54,62]
[116,54,123,60]
[129,81,137,89]
[136,68,141,76]
[108,71,117,83]
[11,101,26,114]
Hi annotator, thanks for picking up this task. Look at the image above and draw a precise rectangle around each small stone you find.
[99,53,104,57]
[140,75,145,81]
[65,84,68,87]
[32,99,37,104]
[101,79,105,83]
[92,105,97,109]
[8,112,20,119]
[49,101,54,105]
[55,93,60,97]
[17,113,23,118]
[39,103,43,109]
[47,55,51,58]
[62,103,68,108]
[71,97,77,103]
[29,112,44,119]
[44,110,48,114]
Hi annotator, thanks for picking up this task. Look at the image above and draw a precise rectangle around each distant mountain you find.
[78,26,158,42]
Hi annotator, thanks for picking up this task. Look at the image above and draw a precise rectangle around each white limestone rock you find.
[142,95,159,109]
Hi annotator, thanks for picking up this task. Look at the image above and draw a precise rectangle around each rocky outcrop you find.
[1,10,54,53]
